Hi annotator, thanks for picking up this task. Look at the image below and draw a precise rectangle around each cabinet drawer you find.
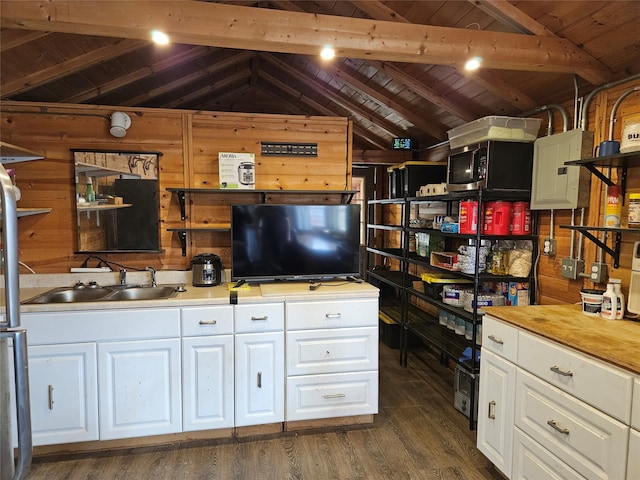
[518,331,633,423]
[482,315,519,363]
[632,378,640,430]
[286,327,378,376]
[285,371,378,422]
[515,368,628,480]
[22,308,181,344]
[286,298,378,330]
[235,303,284,333]
[181,305,234,336]
[512,427,586,480]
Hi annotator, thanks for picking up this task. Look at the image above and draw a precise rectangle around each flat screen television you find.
[231,204,361,282]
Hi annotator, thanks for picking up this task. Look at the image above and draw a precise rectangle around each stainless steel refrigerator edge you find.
[0,163,32,480]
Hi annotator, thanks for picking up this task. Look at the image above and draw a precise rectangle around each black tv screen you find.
[231,204,361,282]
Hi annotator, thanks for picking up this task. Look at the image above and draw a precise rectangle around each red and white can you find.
[459,200,478,234]
[511,201,531,235]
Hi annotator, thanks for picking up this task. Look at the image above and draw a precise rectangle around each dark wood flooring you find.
[26,342,502,480]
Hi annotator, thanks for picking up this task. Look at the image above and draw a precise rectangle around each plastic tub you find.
[580,288,605,316]
[447,116,542,150]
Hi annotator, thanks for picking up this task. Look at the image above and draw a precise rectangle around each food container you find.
[421,273,472,299]
[447,115,542,150]
[629,193,640,228]
[442,285,472,307]
[462,291,506,314]
[580,288,605,316]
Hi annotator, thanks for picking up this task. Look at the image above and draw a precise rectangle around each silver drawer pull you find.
[325,313,342,319]
[322,393,346,399]
[488,334,504,345]
[488,400,496,419]
[547,419,570,434]
[48,384,55,410]
[199,320,217,325]
[550,365,573,377]
[257,371,262,388]
[251,316,269,321]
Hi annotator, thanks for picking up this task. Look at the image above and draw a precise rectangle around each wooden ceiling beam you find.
[63,46,212,104]
[164,70,249,110]
[260,53,404,140]
[310,58,447,140]
[368,60,479,123]
[0,38,145,96]
[259,69,392,150]
[255,81,386,150]
[353,0,539,112]
[0,0,612,84]
[121,51,255,107]
[0,29,50,51]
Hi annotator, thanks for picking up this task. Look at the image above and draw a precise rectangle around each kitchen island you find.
[4,272,379,454]
[479,304,639,480]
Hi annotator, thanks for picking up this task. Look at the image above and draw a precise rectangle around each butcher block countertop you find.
[483,304,640,375]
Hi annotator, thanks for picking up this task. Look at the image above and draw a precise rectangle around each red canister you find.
[511,201,531,235]
[490,201,511,236]
[459,200,478,234]
[483,202,497,234]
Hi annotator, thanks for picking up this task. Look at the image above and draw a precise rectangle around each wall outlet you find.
[561,258,584,280]
[589,262,608,284]
[543,238,557,256]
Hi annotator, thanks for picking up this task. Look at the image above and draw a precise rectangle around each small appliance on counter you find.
[191,253,223,286]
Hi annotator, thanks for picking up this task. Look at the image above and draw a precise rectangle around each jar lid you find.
[630,193,640,199]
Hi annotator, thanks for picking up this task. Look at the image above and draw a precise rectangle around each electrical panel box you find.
[530,130,594,210]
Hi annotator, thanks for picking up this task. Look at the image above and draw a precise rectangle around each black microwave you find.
[446,141,534,192]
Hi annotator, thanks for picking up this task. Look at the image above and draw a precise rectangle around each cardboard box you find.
[508,282,530,306]
[430,252,458,271]
[219,152,255,189]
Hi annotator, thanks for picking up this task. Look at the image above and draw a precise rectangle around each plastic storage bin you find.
[447,116,542,150]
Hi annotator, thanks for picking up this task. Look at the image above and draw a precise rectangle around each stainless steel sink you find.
[104,286,179,301]
[22,284,182,304]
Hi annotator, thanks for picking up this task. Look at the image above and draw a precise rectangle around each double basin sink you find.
[23,283,184,305]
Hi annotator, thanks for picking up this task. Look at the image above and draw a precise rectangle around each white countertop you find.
[2,272,378,313]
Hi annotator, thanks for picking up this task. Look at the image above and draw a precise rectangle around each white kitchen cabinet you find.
[285,298,379,422]
[478,313,637,480]
[476,348,516,479]
[28,343,99,446]
[98,338,182,440]
[234,303,284,427]
[181,305,234,431]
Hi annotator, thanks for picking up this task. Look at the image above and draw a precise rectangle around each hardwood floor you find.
[27,341,502,480]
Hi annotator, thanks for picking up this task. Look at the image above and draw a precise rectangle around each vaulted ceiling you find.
[2,1,639,155]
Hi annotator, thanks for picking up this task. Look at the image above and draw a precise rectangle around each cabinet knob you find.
[198,320,217,325]
[251,316,268,321]
[487,334,504,345]
[550,365,573,377]
[325,313,341,319]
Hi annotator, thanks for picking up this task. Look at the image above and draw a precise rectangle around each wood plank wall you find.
[0,102,351,273]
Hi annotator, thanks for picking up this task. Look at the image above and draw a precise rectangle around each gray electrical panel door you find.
[530,130,594,210]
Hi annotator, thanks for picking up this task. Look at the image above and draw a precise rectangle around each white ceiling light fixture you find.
[151,30,170,45]
[320,46,335,60]
[465,57,482,71]
[110,112,132,138]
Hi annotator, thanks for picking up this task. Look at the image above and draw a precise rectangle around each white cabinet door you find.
[98,338,182,440]
[628,429,640,480]
[29,343,99,446]
[235,331,284,427]
[182,335,234,431]
[10,343,99,446]
[477,348,516,479]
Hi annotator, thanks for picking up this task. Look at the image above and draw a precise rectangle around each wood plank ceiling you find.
[1,1,639,157]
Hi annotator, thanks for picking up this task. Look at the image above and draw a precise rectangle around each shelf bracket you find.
[176,230,187,257]
[575,229,621,268]
[583,164,615,186]
[175,190,186,221]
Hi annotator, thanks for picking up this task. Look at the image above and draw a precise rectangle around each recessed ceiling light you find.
[151,30,170,45]
[465,57,482,71]
[320,47,335,60]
